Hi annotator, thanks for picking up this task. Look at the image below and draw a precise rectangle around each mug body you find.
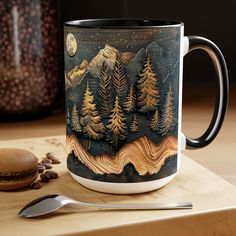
[64,19,184,194]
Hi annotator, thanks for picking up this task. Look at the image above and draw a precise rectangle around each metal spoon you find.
[19,194,193,218]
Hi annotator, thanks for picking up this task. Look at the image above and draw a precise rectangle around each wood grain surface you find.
[66,134,177,175]
[0,135,236,235]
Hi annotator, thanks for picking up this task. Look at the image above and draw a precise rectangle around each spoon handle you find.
[75,201,193,210]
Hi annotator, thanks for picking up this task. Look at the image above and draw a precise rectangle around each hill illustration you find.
[67,134,178,176]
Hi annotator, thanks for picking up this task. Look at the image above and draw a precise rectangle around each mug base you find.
[69,172,177,194]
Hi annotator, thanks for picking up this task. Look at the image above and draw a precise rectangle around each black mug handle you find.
[184,36,229,149]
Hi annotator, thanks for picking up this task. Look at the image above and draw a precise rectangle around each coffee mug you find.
[64,19,229,194]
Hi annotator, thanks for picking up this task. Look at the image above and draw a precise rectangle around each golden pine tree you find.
[130,114,139,133]
[124,85,136,112]
[160,85,177,136]
[112,53,128,102]
[98,62,112,117]
[67,108,70,126]
[80,82,105,142]
[71,104,82,132]
[106,96,127,147]
[136,54,160,113]
[150,109,161,133]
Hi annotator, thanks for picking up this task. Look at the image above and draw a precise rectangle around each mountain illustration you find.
[88,44,135,77]
[126,48,146,84]
[66,41,179,88]
[66,59,89,84]
[147,41,179,84]
[66,44,135,87]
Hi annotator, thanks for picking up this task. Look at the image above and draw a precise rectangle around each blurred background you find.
[0,0,233,120]
[0,0,234,125]
[62,0,234,90]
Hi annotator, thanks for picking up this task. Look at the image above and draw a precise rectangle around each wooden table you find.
[1,135,236,235]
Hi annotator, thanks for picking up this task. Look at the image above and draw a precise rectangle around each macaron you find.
[0,148,38,191]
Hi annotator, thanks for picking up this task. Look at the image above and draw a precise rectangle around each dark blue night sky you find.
[64,27,180,72]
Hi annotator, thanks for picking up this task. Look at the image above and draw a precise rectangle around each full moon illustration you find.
[66,33,77,56]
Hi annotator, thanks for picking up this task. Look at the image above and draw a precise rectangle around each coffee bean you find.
[37,164,46,173]
[31,181,41,189]
[42,163,53,169]
[45,152,55,159]
[42,158,53,164]
[52,159,61,164]
[40,173,50,183]
[44,172,52,179]
[46,152,61,164]
[45,170,58,179]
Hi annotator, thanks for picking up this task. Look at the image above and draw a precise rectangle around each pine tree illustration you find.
[98,61,112,117]
[80,82,105,148]
[67,108,70,127]
[136,54,160,113]
[124,85,136,112]
[130,114,139,133]
[160,84,177,136]
[71,104,82,132]
[112,53,128,103]
[150,109,161,133]
[106,96,127,147]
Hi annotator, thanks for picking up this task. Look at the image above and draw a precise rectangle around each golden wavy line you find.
[66,135,178,176]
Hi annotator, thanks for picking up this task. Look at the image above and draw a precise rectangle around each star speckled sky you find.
[75,29,160,51]
[64,27,178,72]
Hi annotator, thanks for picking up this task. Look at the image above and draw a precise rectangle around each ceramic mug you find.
[64,19,229,194]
